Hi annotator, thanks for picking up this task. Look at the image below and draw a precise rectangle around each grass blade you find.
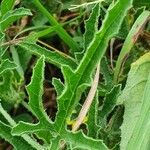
[113,11,150,83]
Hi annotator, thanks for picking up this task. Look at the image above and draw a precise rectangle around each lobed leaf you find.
[76,3,101,61]
[12,56,56,140]
[26,56,54,125]
[54,0,133,134]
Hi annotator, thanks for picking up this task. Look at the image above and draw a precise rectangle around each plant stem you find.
[33,0,80,53]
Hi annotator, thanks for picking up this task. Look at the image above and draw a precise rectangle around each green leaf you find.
[0,59,17,75]
[83,3,100,50]
[0,0,15,16]
[117,52,150,149]
[17,42,77,69]
[76,3,100,61]
[11,46,24,79]
[100,57,113,91]
[0,121,34,150]
[133,0,150,7]
[0,31,6,57]
[17,46,32,71]
[26,56,53,124]
[99,85,121,127]
[64,131,107,150]
[12,122,50,135]
[113,10,150,83]
[126,66,150,150]
[86,92,100,138]
[0,103,45,149]
[0,7,32,31]
[52,78,64,97]
[9,0,135,149]
[0,70,24,104]
[12,56,56,139]
[54,0,133,134]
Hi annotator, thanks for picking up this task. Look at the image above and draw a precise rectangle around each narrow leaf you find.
[52,78,64,97]
[0,0,15,16]
[83,3,100,50]
[87,92,100,138]
[114,11,150,83]
[12,56,56,138]
[32,0,80,53]
[17,42,77,69]
[133,0,150,7]
[0,7,32,31]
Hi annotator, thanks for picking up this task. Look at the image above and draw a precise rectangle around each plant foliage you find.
[0,0,150,149]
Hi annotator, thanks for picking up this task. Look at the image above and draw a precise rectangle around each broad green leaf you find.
[0,0,15,16]
[0,121,34,150]
[126,68,150,149]
[0,7,32,31]
[113,11,150,83]
[17,42,77,69]
[0,59,17,75]
[117,52,150,149]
